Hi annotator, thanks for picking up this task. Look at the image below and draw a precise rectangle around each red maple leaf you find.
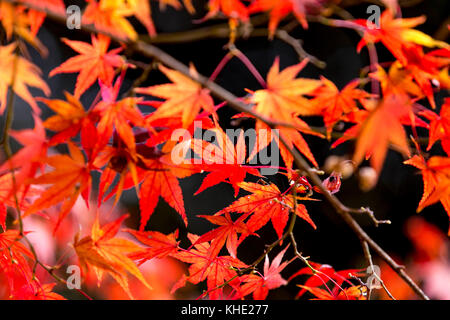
[420,98,450,155]
[126,229,180,265]
[234,245,290,299]
[217,181,316,240]
[194,212,252,259]
[190,125,260,196]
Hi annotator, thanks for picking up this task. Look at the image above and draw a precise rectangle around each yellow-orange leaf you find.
[135,64,216,128]
[74,214,151,299]
[353,94,411,176]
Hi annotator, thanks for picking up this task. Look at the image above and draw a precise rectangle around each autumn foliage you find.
[0,0,449,300]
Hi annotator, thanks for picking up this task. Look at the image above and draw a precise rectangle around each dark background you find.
[3,0,449,299]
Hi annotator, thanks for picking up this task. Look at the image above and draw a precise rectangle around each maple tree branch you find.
[361,240,396,300]
[8,0,430,300]
[277,140,429,299]
[274,29,326,69]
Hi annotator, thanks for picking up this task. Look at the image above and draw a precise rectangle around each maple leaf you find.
[173,234,248,299]
[195,212,252,259]
[83,0,193,39]
[30,283,66,300]
[404,154,450,235]
[94,146,139,208]
[420,98,450,155]
[0,43,50,114]
[355,10,448,65]
[0,204,5,231]
[127,0,195,37]
[0,230,37,299]
[251,57,322,122]
[402,46,450,109]
[24,142,92,232]
[235,245,290,299]
[331,92,429,151]
[93,75,145,155]
[297,284,367,300]
[144,105,217,147]
[0,172,41,223]
[126,229,180,265]
[21,0,66,36]
[249,58,323,168]
[369,63,424,99]
[352,94,413,176]
[190,125,260,196]
[218,181,316,240]
[311,77,371,138]
[137,145,199,230]
[0,114,48,191]
[74,214,152,299]
[290,262,364,299]
[38,92,96,147]
[206,0,249,22]
[249,0,323,34]
[82,0,138,40]
[49,34,125,99]
[135,64,216,128]
[0,2,48,54]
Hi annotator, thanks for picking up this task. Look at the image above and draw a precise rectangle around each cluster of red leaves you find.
[0,0,449,300]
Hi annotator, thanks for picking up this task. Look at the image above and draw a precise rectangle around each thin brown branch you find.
[361,240,396,300]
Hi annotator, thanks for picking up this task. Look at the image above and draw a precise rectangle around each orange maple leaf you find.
[0,43,50,114]
[83,0,193,39]
[21,0,66,36]
[369,63,424,99]
[74,214,152,299]
[311,77,371,138]
[135,64,216,128]
[173,234,247,300]
[419,98,450,155]
[93,76,145,155]
[217,181,316,240]
[249,0,323,34]
[353,94,412,176]
[206,0,249,22]
[404,154,450,235]
[400,45,450,109]
[24,142,92,232]
[82,0,139,40]
[38,92,98,147]
[249,58,323,168]
[0,115,48,191]
[49,34,125,98]
[355,10,448,65]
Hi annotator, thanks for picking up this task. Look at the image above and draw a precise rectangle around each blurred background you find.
[1,0,449,299]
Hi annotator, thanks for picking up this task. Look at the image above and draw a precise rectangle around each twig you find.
[275,30,326,69]
[362,240,396,300]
